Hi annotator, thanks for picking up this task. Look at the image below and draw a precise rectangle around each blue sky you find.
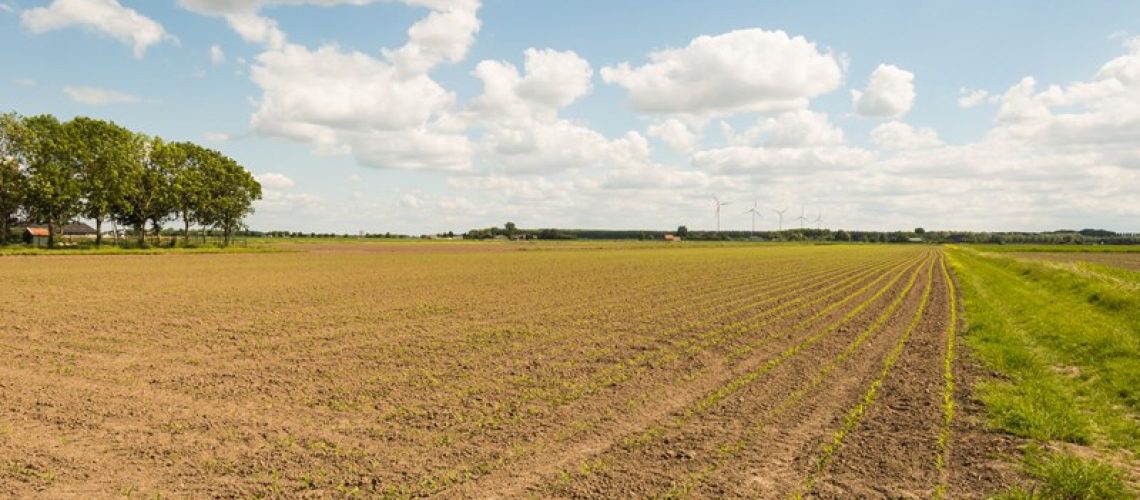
[3,0,1139,233]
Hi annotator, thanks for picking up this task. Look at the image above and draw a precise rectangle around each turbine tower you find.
[795,207,808,230]
[713,196,732,233]
[744,199,762,236]
[774,207,788,231]
[814,212,824,230]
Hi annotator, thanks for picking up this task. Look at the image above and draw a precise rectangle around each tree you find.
[505,221,517,236]
[914,227,926,235]
[166,142,210,245]
[0,113,26,245]
[198,150,260,246]
[65,117,137,247]
[676,225,689,237]
[117,135,174,246]
[19,115,82,248]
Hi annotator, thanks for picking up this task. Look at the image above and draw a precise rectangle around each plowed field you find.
[0,244,986,498]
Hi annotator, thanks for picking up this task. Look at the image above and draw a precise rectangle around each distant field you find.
[1006,251,1140,272]
[972,243,1140,254]
[0,243,991,497]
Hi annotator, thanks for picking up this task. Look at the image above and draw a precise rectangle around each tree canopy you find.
[0,112,261,248]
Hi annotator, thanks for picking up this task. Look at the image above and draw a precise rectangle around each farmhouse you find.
[22,227,49,247]
[664,234,682,242]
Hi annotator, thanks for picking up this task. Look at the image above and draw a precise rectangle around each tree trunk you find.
[95,217,103,247]
[0,218,8,246]
[184,214,191,246]
[136,223,146,247]
[47,220,56,248]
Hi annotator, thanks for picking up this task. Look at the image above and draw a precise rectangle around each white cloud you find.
[382,2,482,75]
[13,78,37,87]
[722,110,845,148]
[210,44,226,64]
[249,42,471,171]
[256,172,296,189]
[62,85,144,105]
[957,87,991,108]
[225,1,481,171]
[223,11,286,48]
[21,0,169,58]
[203,131,231,141]
[648,119,697,153]
[870,121,942,150]
[601,28,843,117]
[692,145,875,175]
[0,2,14,14]
[851,64,916,118]
[468,47,646,173]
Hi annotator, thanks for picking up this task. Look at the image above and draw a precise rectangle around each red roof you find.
[26,227,50,237]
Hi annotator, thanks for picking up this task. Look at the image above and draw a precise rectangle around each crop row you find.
[658,251,936,497]
[416,250,927,495]
[792,255,938,498]
[528,251,930,496]
[933,254,959,499]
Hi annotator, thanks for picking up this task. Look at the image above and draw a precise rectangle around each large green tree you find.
[199,151,261,247]
[166,142,210,245]
[117,135,174,246]
[19,115,81,247]
[0,113,25,245]
[64,117,138,247]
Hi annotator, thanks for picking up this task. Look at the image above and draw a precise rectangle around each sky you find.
[2,1,1139,234]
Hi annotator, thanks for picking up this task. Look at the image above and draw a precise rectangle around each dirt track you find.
[0,245,1005,498]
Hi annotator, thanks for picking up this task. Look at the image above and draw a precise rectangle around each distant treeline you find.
[1,112,261,248]
[461,224,1140,244]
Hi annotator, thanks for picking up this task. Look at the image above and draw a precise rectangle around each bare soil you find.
[0,244,1016,498]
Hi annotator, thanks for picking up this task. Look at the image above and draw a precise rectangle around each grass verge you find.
[947,246,1139,498]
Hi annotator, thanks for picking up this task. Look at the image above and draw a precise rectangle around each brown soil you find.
[0,245,1018,498]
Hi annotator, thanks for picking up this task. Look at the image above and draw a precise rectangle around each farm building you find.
[23,227,49,247]
[60,222,98,238]
[664,234,682,242]
[18,222,99,246]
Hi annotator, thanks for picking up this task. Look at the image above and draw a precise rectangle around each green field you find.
[948,246,1139,497]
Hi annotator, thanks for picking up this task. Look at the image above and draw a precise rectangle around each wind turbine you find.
[795,207,808,230]
[774,207,788,231]
[713,196,732,233]
[814,212,824,230]
[744,199,762,236]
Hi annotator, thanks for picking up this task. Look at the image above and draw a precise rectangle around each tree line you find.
[0,112,261,248]
[460,225,1140,244]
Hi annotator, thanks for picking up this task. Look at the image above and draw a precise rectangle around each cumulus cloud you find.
[62,85,144,105]
[467,48,648,173]
[722,110,845,148]
[210,44,226,64]
[851,64,916,118]
[957,87,991,108]
[217,1,483,171]
[648,119,697,153]
[255,172,296,189]
[870,121,941,150]
[601,29,843,117]
[22,0,170,58]
[692,145,875,175]
[988,39,1140,151]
